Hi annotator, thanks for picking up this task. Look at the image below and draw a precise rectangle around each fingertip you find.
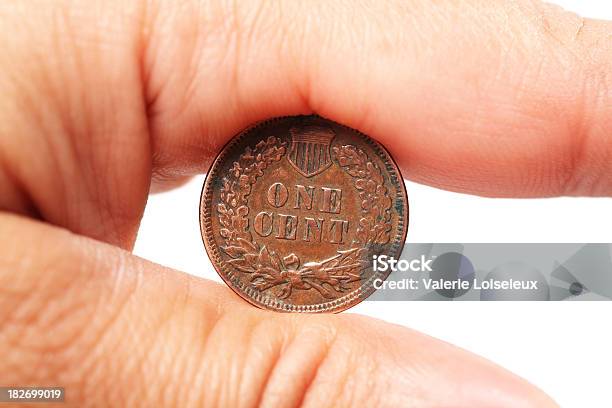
[447,353,559,408]
[334,313,558,407]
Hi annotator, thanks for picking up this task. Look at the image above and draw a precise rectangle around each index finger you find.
[144,0,612,198]
[0,0,611,248]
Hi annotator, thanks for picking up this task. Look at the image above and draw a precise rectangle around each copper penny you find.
[200,115,408,312]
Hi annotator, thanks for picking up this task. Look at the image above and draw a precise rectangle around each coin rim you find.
[200,115,408,313]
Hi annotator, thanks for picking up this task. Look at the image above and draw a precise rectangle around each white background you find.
[134,2,612,407]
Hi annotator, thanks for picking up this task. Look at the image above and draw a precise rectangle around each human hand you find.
[2,0,610,406]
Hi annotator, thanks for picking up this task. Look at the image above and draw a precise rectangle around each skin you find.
[0,0,610,406]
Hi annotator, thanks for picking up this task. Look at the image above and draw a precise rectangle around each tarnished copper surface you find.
[200,116,408,312]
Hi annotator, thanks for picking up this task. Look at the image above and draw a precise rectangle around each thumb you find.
[0,213,558,407]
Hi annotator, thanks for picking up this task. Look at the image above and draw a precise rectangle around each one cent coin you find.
[200,115,408,312]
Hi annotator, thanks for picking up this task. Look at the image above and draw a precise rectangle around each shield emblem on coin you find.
[287,126,335,177]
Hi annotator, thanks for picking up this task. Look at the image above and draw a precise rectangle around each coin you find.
[200,115,408,312]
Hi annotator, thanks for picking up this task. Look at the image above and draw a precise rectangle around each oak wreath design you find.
[216,135,393,299]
